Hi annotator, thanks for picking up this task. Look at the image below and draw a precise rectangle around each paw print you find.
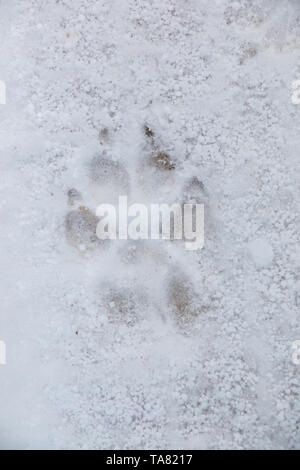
[64,123,208,332]
[144,124,176,171]
[65,188,103,252]
[65,189,107,252]
[65,128,131,253]
[166,267,211,333]
[135,124,179,199]
[89,156,130,192]
[100,283,148,327]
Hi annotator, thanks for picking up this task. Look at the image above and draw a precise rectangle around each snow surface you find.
[248,237,274,268]
[0,0,299,449]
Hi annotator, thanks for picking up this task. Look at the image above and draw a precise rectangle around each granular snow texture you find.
[0,0,299,449]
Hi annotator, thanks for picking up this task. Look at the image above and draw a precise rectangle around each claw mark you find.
[151,152,176,171]
[67,188,82,206]
[99,127,109,145]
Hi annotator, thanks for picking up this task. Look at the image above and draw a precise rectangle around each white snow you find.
[248,237,274,268]
[0,0,299,450]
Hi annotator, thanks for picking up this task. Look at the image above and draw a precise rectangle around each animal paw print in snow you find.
[65,128,130,252]
[64,123,208,331]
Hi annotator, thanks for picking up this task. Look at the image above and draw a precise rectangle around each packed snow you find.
[0,0,299,449]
